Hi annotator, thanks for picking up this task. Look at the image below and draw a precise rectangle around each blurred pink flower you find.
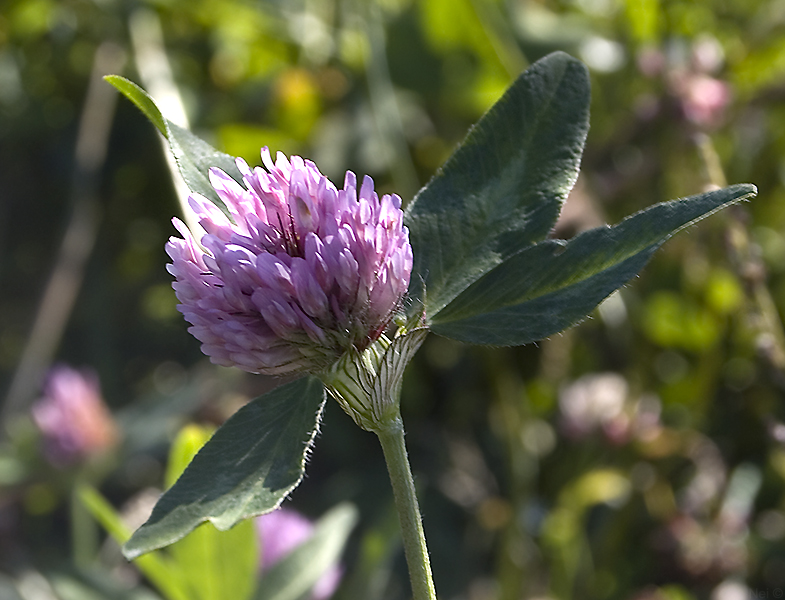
[558,373,662,443]
[32,365,118,466]
[636,36,733,130]
[166,148,413,376]
[636,46,666,78]
[679,74,732,129]
[256,507,342,599]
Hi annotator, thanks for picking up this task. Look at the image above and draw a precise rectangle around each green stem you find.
[72,479,98,567]
[374,415,437,600]
[72,467,107,568]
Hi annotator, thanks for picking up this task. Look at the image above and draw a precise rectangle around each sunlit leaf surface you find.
[405,52,591,317]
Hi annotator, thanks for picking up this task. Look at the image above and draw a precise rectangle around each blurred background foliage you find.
[3,0,785,599]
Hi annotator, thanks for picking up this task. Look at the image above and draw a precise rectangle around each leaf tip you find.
[103,74,126,91]
[121,517,183,561]
[121,524,182,561]
[332,502,360,529]
[720,182,757,206]
[538,50,591,79]
[121,538,143,562]
[104,76,168,137]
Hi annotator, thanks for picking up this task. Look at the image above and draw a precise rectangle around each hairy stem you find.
[374,416,437,600]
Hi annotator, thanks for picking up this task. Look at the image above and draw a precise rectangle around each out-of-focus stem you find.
[128,8,202,237]
[2,42,125,427]
[695,131,728,189]
[71,475,98,567]
[374,415,437,600]
[695,132,785,371]
[467,0,528,78]
[480,349,536,600]
[365,5,420,200]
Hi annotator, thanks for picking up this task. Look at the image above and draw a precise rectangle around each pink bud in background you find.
[32,365,118,466]
[166,148,413,376]
[256,507,342,599]
[680,74,732,129]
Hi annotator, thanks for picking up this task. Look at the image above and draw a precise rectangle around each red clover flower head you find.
[32,365,118,466]
[166,148,413,376]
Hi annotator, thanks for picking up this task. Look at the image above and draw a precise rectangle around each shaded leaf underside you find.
[430,184,757,345]
[123,377,326,560]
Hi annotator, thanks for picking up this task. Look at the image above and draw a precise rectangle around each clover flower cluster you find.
[32,365,118,466]
[166,149,413,376]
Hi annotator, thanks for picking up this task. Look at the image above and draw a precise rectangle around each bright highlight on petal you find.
[166,148,413,375]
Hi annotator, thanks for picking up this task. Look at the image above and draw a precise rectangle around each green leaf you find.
[254,504,358,600]
[430,184,757,345]
[167,121,243,214]
[123,377,327,560]
[166,426,259,600]
[404,51,590,317]
[104,75,167,136]
[105,75,242,214]
[78,486,190,600]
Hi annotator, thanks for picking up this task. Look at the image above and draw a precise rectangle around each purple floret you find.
[166,148,413,375]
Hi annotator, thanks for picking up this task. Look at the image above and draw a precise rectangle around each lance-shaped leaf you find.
[430,184,757,345]
[105,75,241,214]
[405,51,590,316]
[123,377,326,560]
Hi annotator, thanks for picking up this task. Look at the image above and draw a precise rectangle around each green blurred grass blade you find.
[166,425,258,600]
[164,424,214,489]
[405,51,590,317]
[431,184,757,345]
[123,377,326,560]
[48,571,163,600]
[0,576,24,600]
[253,504,358,600]
[333,504,401,600]
[77,486,189,600]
